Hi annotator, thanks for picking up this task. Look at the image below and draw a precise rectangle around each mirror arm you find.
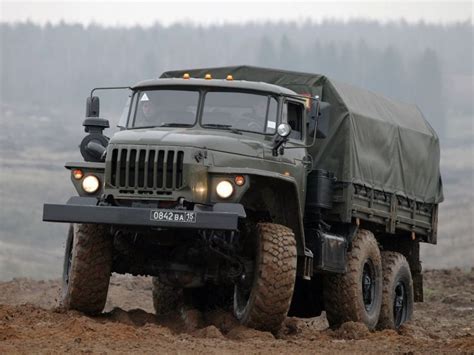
[303,115,319,148]
[90,86,131,99]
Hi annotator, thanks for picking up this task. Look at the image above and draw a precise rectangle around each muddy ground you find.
[0,269,473,354]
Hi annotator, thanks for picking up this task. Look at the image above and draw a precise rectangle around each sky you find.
[1,0,472,27]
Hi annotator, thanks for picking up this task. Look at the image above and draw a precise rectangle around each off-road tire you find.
[377,251,414,329]
[323,229,382,330]
[61,224,112,314]
[234,223,297,333]
[152,277,183,315]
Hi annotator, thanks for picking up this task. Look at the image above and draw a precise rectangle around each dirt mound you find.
[192,325,225,339]
[106,307,159,327]
[329,321,370,340]
[0,269,473,353]
[204,309,240,334]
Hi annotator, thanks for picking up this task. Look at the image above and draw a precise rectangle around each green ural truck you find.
[43,66,443,332]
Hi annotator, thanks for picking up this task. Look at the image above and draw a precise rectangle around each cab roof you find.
[132,78,297,96]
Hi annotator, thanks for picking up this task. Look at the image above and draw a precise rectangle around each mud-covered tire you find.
[152,277,183,315]
[323,229,382,330]
[233,223,297,333]
[377,251,414,329]
[61,224,112,314]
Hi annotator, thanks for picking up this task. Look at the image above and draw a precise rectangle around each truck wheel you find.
[233,223,297,333]
[61,224,112,314]
[377,251,414,329]
[152,277,183,315]
[323,229,382,330]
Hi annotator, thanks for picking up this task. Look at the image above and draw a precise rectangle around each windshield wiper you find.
[130,125,158,130]
[129,123,191,129]
[202,124,242,135]
[159,123,193,127]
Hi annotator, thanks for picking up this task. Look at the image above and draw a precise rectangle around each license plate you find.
[150,210,197,223]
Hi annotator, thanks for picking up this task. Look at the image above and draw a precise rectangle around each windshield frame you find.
[126,86,281,136]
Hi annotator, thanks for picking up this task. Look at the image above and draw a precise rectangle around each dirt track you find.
[1,269,473,354]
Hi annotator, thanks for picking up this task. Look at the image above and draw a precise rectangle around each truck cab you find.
[106,77,310,216]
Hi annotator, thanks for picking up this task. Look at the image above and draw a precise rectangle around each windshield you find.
[202,92,277,134]
[132,90,199,128]
[129,89,278,134]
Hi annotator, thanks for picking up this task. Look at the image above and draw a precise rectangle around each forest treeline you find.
[1,20,473,138]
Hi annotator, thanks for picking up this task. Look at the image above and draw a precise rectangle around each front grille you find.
[108,147,184,190]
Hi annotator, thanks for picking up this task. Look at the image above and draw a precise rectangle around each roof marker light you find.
[226,75,233,81]
[183,73,190,79]
[205,73,212,80]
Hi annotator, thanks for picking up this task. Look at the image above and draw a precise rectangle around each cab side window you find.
[283,101,304,140]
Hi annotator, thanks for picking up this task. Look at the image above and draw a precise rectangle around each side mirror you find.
[86,96,100,117]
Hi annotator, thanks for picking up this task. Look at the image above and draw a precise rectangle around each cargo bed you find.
[329,182,438,243]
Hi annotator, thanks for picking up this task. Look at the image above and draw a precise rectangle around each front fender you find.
[212,170,306,257]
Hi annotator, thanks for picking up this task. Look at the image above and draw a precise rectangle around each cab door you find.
[264,98,309,205]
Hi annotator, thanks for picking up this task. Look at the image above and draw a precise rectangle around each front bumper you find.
[43,197,246,231]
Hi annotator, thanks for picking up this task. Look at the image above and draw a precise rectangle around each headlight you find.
[82,175,100,194]
[216,180,234,199]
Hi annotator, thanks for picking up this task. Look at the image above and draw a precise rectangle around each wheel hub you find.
[393,281,407,327]
[362,260,376,311]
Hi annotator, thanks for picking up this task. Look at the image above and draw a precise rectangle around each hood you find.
[109,128,267,158]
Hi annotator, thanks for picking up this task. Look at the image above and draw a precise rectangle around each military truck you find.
[43,66,443,332]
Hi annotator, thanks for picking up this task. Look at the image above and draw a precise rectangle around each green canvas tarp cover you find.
[161,66,443,204]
